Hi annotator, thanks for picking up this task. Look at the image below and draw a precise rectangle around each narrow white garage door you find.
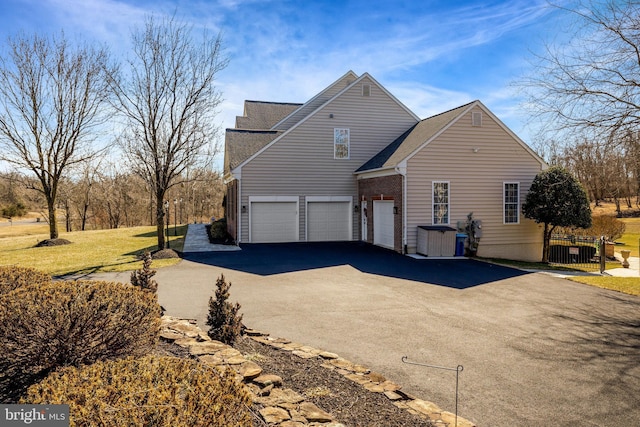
[250,202,298,243]
[307,201,351,241]
[373,200,394,249]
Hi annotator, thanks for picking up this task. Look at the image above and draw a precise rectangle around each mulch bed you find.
[234,336,434,427]
[35,238,71,247]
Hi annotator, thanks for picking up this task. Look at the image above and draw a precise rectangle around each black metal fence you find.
[549,234,605,272]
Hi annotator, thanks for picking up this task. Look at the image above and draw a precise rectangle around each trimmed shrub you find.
[207,274,243,345]
[22,355,252,427]
[0,265,51,295]
[0,280,161,402]
[208,218,233,244]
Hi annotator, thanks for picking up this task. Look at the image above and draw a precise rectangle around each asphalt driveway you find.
[148,242,639,427]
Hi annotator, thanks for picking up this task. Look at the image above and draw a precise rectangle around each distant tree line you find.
[0,168,224,231]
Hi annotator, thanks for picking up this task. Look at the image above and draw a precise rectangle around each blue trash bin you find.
[455,233,467,256]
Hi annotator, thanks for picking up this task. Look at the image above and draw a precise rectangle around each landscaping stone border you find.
[160,316,475,427]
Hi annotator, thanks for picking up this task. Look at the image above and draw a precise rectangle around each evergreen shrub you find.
[0,265,51,295]
[0,280,161,402]
[22,355,252,427]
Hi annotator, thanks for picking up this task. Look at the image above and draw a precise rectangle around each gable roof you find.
[235,101,302,130]
[356,100,546,173]
[224,129,282,173]
[227,71,419,175]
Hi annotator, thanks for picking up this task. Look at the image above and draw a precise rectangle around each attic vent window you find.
[362,84,371,97]
[472,112,482,127]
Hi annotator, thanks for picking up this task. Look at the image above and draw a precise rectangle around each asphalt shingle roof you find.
[235,101,302,130]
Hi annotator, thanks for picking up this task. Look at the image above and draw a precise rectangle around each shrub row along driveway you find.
[104,242,638,427]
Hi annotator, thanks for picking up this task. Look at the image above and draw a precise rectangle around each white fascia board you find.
[354,166,399,179]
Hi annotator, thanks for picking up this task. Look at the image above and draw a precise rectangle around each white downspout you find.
[395,162,407,254]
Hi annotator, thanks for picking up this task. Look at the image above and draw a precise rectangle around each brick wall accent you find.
[226,180,238,242]
[357,174,404,253]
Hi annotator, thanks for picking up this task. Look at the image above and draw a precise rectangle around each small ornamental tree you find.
[206,274,243,345]
[130,251,158,293]
[522,166,592,262]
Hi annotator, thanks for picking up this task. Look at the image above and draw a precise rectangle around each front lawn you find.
[568,276,640,296]
[0,225,186,276]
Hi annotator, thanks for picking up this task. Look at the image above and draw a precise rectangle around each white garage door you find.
[307,201,351,241]
[250,202,298,243]
[373,200,394,249]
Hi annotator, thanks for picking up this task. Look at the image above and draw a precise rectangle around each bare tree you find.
[0,33,113,239]
[109,16,228,249]
[521,1,640,145]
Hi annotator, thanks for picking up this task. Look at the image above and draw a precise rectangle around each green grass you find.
[0,225,186,276]
[617,218,640,257]
[568,276,640,296]
[479,257,620,272]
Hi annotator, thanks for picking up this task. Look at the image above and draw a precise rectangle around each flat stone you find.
[280,422,306,427]
[189,341,228,355]
[168,322,201,337]
[159,330,184,342]
[298,402,333,422]
[217,347,243,358]
[363,382,385,393]
[407,399,442,416]
[351,364,370,374]
[329,358,353,370]
[259,406,290,424]
[319,351,339,359]
[381,380,402,391]
[243,328,267,336]
[259,384,274,396]
[198,354,223,366]
[383,390,403,401]
[345,373,370,385]
[174,337,199,348]
[270,388,304,405]
[239,361,262,379]
[292,350,317,359]
[438,411,476,427]
[223,355,247,365]
[253,374,283,387]
[282,342,304,350]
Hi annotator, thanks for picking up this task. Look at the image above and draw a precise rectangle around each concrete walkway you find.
[182,223,241,252]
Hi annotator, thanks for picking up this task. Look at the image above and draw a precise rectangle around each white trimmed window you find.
[432,181,449,224]
[334,128,350,159]
[504,182,520,224]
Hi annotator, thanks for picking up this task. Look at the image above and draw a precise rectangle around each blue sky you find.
[0,0,573,161]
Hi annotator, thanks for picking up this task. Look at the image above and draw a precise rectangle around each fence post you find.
[599,236,606,274]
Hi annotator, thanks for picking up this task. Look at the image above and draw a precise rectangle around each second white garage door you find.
[307,201,351,241]
[250,201,298,243]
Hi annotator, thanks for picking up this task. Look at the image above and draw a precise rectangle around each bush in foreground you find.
[0,280,161,402]
[207,274,243,345]
[0,265,51,295]
[23,355,252,427]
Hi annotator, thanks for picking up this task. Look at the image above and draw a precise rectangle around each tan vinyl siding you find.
[240,76,418,242]
[406,106,544,261]
[274,71,358,131]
